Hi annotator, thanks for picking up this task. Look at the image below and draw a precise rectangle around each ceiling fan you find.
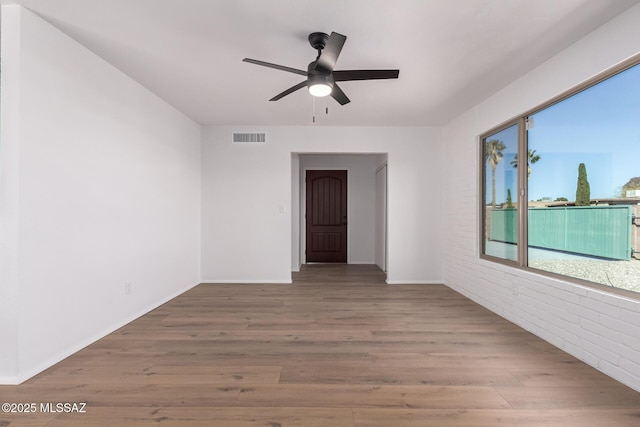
[243,31,399,105]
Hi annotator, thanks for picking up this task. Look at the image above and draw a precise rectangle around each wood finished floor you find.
[1,264,640,426]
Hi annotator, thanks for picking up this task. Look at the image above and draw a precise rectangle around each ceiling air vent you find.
[232,132,266,144]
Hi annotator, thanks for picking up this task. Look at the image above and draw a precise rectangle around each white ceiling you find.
[2,0,639,126]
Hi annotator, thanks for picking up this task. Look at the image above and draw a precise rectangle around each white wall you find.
[0,5,22,383]
[443,3,640,391]
[0,6,201,384]
[298,154,378,265]
[201,126,443,284]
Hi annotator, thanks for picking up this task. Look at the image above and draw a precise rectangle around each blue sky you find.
[486,63,640,203]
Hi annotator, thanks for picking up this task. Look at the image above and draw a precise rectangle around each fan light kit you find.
[243,31,399,105]
[308,84,332,97]
[308,81,332,97]
[307,68,334,96]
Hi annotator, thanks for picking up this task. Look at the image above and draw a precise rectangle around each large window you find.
[481,60,640,296]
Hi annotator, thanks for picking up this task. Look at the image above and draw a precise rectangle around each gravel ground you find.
[529,258,640,294]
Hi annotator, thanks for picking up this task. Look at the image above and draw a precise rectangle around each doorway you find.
[292,153,387,272]
[305,170,348,263]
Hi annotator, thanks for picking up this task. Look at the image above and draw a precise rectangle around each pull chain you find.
[311,99,329,123]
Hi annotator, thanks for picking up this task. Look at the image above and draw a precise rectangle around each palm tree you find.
[511,149,541,178]
[485,139,506,207]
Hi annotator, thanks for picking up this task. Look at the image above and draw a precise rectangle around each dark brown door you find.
[306,170,347,263]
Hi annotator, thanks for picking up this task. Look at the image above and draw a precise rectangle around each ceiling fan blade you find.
[315,32,347,72]
[331,83,350,105]
[333,69,400,81]
[269,81,308,101]
[243,58,307,76]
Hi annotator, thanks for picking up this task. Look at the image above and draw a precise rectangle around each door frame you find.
[291,153,389,273]
[300,167,350,265]
[375,162,388,272]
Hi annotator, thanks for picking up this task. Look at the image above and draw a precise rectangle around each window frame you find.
[478,119,526,265]
[478,54,640,300]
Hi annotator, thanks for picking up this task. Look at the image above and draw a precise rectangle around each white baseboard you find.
[9,281,200,385]
[386,280,444,285]
[0,376,20,385]
[201,279,293,284]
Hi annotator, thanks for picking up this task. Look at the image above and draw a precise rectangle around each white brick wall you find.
[441,4,640,390]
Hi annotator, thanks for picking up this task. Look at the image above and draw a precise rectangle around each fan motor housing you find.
[307,61,334,90]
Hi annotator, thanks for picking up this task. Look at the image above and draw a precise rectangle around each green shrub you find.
[575,163,591,206]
